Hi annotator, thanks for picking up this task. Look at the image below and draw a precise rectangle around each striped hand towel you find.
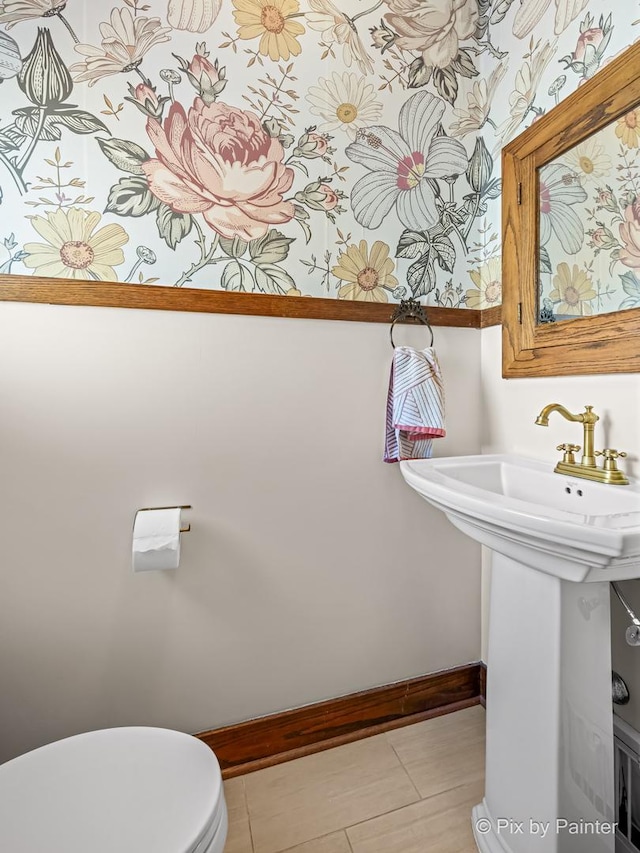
[384,346,445,463]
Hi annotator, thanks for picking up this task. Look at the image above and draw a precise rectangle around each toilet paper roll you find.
[132,508,182,572]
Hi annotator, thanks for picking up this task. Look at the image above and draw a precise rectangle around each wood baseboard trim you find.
[479,662,487,708]
[196,662,482,779]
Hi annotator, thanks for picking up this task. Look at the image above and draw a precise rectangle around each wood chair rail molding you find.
[0,274,501,328]
[502,40,640,378]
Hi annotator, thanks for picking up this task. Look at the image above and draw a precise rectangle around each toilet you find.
[0,727,228,853]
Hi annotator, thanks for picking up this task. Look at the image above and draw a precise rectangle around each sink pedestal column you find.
[473,554,615,853]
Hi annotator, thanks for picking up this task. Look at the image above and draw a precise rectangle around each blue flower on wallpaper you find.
[345,91,468,231]
[539,162,587,254]
[619,271,640,311]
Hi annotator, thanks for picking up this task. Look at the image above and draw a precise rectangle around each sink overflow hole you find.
[565,487,571,494]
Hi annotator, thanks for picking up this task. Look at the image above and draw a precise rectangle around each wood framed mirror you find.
[502,41,640,378]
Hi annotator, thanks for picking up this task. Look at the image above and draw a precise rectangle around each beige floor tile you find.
[280,831,352,853]
[244,735,420,853]
[346,780,484,853]
[386,706,485,799]
[224,777,253,853]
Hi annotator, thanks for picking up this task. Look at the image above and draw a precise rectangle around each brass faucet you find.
[534,403,629,485]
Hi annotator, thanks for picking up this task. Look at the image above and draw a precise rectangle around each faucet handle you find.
[557,443,580,464]
[595,448,627,472]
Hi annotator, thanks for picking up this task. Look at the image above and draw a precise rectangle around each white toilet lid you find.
[0,727,224,853]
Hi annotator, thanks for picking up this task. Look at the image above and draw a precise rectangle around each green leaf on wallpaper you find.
[489,0,516,26]
[0,124,25,148]
[432,66,458,105]
[254,263,295,295]
[0,130,18,151]
[432,235,455,273]
[14,107,63,141]
[13,106,109,141]
[156,204,192,249]
[407,57,432,89]
[294,216,312,244]
[249,229,294,265]
[450,49,477,79]
[289,159,309,177]
[539,246,552,275]
[483,179,502,200]
[221,260,253,292]
[293,204,312,244]
[220,236,248,258]
[407,255,436,296]
[475,0,490,38]
[608,249,621,277]
[105,176,160,217]
[460,194,488,220]
[396,230,429,260]
[97,138,149,175]
[51,108,110,135]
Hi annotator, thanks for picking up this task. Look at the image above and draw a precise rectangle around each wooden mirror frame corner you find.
[502,40,640,378]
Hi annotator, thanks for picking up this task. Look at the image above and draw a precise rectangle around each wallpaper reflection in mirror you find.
[538,108,640,324]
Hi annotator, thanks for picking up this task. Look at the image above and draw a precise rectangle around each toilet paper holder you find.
[138,504,192,533]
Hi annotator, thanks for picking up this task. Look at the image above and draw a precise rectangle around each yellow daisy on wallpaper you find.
[333,240,397,302]
[549,262,596,316]
[465,256,502,309]
[232,0,305,61]
[616,109,640,149]
[23,208,129,281]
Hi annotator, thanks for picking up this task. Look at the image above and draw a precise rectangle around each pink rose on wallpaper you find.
[573,27,604,61]
[383,0,476,69]
[298,132,329,158]
[318,184,339,210]
[188,51,218,82]
[142,99,295,240]
[619,203,640,269]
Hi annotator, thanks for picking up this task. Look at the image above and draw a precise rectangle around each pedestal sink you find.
[400,454,640,853]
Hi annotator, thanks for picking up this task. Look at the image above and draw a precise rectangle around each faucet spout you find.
[534,403,586,427]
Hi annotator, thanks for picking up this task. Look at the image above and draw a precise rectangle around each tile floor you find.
[223,704,485,853]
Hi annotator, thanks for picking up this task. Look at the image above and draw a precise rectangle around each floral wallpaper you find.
[0,0,638,309]
[539,118,640,321]
[473,2,640,313]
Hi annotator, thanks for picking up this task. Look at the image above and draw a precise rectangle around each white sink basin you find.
[400,453,640,582]
[400,453,637,852]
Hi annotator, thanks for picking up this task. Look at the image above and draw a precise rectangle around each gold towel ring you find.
[389,298,434,348]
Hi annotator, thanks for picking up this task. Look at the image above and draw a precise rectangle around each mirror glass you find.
[537,104,640,324]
